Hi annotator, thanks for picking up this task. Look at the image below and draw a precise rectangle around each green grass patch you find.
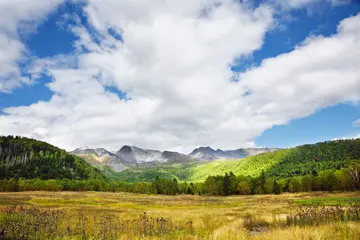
[0,196,31,206]
[29,198,102,206]
[293,197,360,206]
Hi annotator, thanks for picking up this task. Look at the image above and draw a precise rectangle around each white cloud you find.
[0,0,275,152]
[238,14,360,127]
[0,1,359,153]
[0,0,63,92]
[0,34,29,92]
[333,134,360,141]
[353,119,360,127]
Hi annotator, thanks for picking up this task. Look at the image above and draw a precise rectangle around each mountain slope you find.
[115,145,194,164]
[72,145,279,170]
[71,145,195,172]
[161,151,193,163]
[188,146,280,161]
[71,147,128,172]
[0,136,106,180]
[186,139,360,181]
[116,146,164,164]
[188,147,219,161]
[115,139,360,182]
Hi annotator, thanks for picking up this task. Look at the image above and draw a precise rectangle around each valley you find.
[1,0,359,239]
[1,136,360,239]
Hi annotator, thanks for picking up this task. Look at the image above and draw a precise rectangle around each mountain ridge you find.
[114,139,360,182]
[71,145,280,172]
[188,146,280,161]
[71,147,129,172]
[2,136,359,184]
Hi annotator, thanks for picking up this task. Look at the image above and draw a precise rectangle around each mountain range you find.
[70,145,279,172]
[2,136,359,184]
[188,146,280,161]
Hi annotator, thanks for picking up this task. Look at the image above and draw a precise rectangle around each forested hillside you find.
[115,139,360,182]
[0,136,360,196]
[266,139,360,178]
[190,139,360,181]
[0,136,105,180]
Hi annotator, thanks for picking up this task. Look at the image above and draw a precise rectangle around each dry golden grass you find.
[0,191,360,239]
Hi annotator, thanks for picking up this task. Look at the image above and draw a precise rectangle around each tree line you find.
[200,162,360,195]
[1,162,359,195]
[0,177,191,195]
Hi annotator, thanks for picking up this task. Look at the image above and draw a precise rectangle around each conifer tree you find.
[223,173,230,195]
[273,180,281,194]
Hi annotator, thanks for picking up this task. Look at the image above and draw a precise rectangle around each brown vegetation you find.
[0,191,360,239]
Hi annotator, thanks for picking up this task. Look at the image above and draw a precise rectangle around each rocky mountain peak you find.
[71,144,280,172]
[118,145,132,153]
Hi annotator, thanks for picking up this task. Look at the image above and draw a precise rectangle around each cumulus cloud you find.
[0,0,359,153]
[238,14,360,126]
[0,0,274,151]
[0,0,63,92]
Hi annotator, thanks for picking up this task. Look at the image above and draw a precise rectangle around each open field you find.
[1,191,360,239]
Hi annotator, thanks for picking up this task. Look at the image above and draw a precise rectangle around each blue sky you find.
[252,2,360,148]
[256,104,360,148]
[0,0,359,152]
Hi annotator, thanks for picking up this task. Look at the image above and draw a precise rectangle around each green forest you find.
[1,164,360,195]
[1,136,360,196]
[0,136,105,180]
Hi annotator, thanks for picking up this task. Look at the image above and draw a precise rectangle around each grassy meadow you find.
[1,191,360,239]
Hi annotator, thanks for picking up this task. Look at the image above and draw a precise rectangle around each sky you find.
[0,0,359,153]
